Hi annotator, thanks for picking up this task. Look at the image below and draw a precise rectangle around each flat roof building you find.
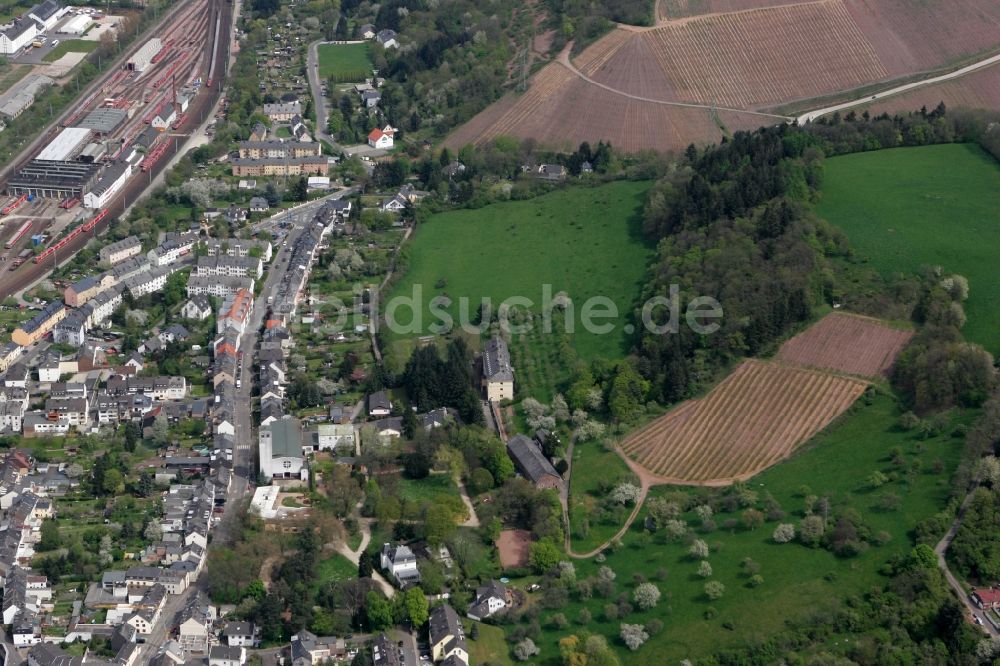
[37,127,92,162]
[7,160,100,198]
[76,108,128,136]
[0,74,53,119]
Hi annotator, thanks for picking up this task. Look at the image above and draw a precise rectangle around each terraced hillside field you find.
[776,312,913,378]
[621,360,867,484]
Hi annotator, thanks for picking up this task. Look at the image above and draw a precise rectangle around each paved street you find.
[136,192,354,661]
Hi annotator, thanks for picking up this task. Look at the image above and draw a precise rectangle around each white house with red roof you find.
[367,125,396,149]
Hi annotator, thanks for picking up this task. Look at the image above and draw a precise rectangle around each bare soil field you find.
[594,1,888,108]
[444,61,765,154]
[846,0,1000,76]
[620,359,867,484]
[776,312,913,378]
[450,0,1000,153]
[656,0,796,20]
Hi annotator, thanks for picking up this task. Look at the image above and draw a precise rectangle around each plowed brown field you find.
[449,0,1000,153]
[593,0,888,108]
[621,360,867,484]
[863,61,1000,118]
[444,61,766,154]
[776,312,913,378]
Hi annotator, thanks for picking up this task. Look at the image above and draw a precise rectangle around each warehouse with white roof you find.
[128,38,162,73]
[36,127,92,162]
[59,13,92,34]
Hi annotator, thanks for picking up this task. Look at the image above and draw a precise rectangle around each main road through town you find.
[134,191,353,661]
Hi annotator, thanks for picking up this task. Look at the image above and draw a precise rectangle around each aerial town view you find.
[0,0,996,664]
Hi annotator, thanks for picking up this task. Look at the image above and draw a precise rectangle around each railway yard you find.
[0,0,232,299]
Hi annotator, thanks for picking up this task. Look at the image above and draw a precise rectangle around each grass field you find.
[463,619,514,665]
[397,473,461,506]
[522,391,970,661]
[316,553,357,584]
[43,40,98,62]
[317,42,372,80]
[569,439,635,553]
[385,181,654,397]
[816,143,1000,355]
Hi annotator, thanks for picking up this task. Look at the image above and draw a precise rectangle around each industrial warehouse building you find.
[0,74,53,119]
[7,160,100,198]
[60,13,92,34]
[0,18,38,55]
[36,127,92,162]
[128,38,162,73]
[83,161,131,209]
[28,1,70,31]
[76,108,128,136]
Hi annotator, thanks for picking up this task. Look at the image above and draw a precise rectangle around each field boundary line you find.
[558,43,792,120]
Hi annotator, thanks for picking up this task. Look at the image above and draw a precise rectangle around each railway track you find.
[0,0,232,300]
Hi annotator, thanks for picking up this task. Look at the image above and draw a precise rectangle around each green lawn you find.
[520,391,970,662]
[397,473,461,505]
[816,143,1000,354]
[385,181,654,398]
[316,553,357,583]
[463,619,514,665]
[43,40,98,63]
[568,439,635,553]
[317,42,373,80]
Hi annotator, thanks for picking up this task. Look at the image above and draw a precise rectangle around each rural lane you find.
[935,488,997,636]
[796,51,1000,124]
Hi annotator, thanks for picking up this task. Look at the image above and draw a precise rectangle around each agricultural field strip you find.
[478,65,575,143]
[633,0,888,108]
[775,313,913,378]
[623,360,868,482]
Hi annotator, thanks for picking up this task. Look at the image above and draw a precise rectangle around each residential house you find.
[482,337,513,402]
[368,390,391,417]
[248,197,269,213]
[536,164,567,181]
[429,604,469,664]
[316,424,356,451]
[376,29,398,48]
[372,633,401,666]
[358,24,375,39]
[467,579,509,620]
[222,621,256,647]
[367,125,396,149]
[209,645,246,666]
[12,301,66,347]
[99,235,143,267]
[263,101,301,122]
[380,543,420,586]
[182,295,213,321]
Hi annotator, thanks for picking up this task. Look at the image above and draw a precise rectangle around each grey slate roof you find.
[506,434,560,485]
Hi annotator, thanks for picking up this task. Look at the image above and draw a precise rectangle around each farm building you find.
[83,161,131,209]
[7,160,100,198]
[0,74,53,119]
[0,19,38,55]
[128,38,163,72]
[76,108,128,136]
[28,1,69,31]
[36,127,92,162]
[506,434,563,490]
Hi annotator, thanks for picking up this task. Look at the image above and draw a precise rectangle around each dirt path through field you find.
[649,0,830,28]
[557,43,791,119]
